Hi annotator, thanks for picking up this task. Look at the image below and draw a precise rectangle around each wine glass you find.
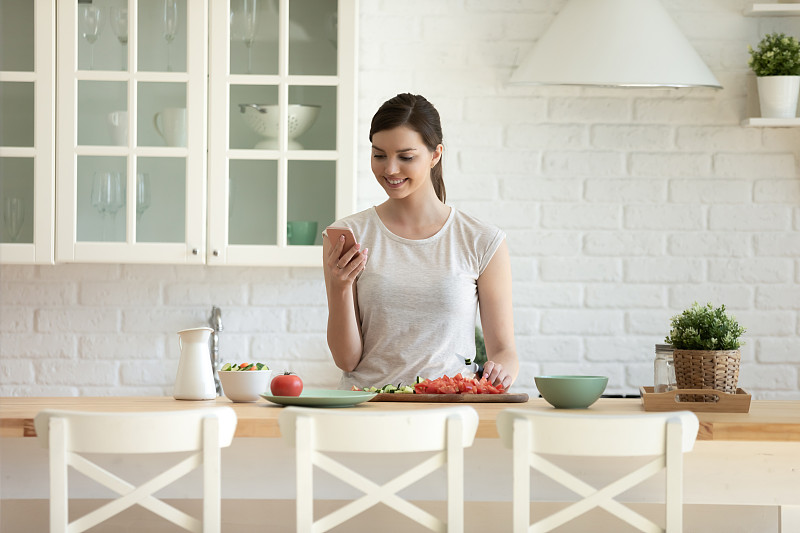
[163,0,178,72]
[110,6,128,69]
[79,4,104,70]
[110,6,127,45]
[136,172,151,219]
[91,172,124,241]
[230,0,258,74]
[91,172,108,240]
[3,197,24,243]
[106,173,125,240]
[326,11,337,49]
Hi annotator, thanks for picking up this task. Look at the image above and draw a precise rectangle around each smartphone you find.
[325,226,357,259]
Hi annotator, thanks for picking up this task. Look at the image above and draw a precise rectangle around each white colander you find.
[238,103,321,149]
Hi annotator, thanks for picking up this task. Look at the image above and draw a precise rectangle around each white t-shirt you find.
[327,206,506,390]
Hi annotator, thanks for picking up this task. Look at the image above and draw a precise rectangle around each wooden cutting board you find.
[370,393,529,403]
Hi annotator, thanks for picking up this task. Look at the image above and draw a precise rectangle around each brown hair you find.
[369,93,445,203]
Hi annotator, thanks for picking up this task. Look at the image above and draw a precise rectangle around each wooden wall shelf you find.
[744,3,800,17]
[742,117,800,127]
[742,4,800,126]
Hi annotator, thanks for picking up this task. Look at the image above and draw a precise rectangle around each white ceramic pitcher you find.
[174,327,216,400]
[153,107,187,147]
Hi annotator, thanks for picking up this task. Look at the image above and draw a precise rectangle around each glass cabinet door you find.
[56,0,207,264]
[0,0,55,264]
[207,0,356,266]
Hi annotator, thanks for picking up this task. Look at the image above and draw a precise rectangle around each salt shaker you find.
[654,343,677,393]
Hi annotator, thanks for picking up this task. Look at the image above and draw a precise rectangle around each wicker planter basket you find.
[673,349,740,402]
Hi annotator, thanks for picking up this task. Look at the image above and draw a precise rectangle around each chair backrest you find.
[34,407,237,454]
[496,409,699,457]
[281,405,479,533]
[278,405,479,453]
[34,407,237,533]
[497,409,700,533]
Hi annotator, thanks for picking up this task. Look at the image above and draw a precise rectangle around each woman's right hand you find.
[325,234,368,289]
[323,233,368,372]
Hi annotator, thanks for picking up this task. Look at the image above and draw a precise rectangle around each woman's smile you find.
[385,177,408,187]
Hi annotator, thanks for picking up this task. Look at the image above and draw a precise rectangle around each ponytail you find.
[431,158,445,203]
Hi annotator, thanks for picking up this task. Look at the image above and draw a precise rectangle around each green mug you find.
[287,221,318,245]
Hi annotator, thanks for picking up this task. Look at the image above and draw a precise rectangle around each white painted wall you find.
[1,0,799,399]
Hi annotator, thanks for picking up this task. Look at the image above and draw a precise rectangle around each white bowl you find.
[238,103,321,149]
[219,369,271,402]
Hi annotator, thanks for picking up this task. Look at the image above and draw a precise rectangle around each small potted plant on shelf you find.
[748,32,800,118]
[665,302,746,402]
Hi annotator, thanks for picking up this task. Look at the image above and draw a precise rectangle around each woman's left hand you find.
[482,360,513,391]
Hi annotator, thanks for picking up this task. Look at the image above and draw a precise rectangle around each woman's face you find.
[371,125,442,200]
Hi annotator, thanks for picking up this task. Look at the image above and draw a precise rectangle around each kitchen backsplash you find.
[1,0,799,399]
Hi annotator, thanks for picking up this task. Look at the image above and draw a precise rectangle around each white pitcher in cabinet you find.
[174,327,216,400]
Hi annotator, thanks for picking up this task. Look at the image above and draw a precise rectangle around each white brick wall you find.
[0,0,798,399]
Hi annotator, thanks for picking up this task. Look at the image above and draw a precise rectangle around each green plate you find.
[259,389,377,407]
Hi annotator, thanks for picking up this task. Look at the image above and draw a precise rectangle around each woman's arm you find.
[477,239,519,389]
[323,233,368,372]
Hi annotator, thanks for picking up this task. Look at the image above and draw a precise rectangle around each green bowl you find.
[534,375,609,409]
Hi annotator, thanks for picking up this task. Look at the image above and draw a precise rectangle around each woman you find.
[323,93,518,390]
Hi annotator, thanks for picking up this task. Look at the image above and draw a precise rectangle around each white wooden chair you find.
[34,407,237,533]
[496,409,699,533]
[278,405,479,533]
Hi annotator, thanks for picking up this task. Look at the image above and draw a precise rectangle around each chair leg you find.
[296,416,314,533]
[203,416,221,533]
[665,419,683,533]
[446,415,464,533]
[49,418,68,533]
[779,505,800,533]
[512,418,531,533]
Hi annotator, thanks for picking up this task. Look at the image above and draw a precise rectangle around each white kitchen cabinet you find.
[207,0,357,266]
[0,0,56,264]
[742,2,800,127]
[56,0,208,264]
[54,0,357,265]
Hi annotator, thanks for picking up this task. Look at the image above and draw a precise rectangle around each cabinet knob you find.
[192,248,198,255]
[213,250,219,257]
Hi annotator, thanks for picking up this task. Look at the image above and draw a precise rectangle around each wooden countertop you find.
[1,396,799,441]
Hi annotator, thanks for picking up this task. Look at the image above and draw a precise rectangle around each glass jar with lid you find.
[654,343,677,393]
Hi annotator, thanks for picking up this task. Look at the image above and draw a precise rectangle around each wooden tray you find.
[370,393,529,403]
[639,386,751,413]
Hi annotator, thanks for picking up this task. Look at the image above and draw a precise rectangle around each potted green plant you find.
[665,302,746,401]
[748,32,800,118]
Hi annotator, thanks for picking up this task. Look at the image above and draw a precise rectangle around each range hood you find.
[509,0,722,89]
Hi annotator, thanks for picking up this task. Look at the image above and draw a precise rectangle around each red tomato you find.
[271,372,303,396]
